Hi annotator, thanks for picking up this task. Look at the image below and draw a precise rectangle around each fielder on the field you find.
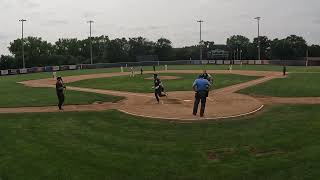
[130,67,135,77]
[283,66,287,76]
[56,77,66,110]
[52,71,57,80]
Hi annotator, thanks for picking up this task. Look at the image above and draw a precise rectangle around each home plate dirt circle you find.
[117,91,264,121]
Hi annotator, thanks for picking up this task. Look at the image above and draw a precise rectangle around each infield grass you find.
[68,73,260,93]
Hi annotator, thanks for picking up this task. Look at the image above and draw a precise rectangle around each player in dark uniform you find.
[283,66,287,76]
[202,70,213,97]
[153,74,167,103]
[193,75,211,117]
[202,70,213,84]
[56,77,66,110]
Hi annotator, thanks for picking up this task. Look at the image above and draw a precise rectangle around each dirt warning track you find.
[2,70,318,121]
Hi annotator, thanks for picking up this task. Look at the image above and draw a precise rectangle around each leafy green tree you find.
[104,38,130,63]
[226,35,250,59]
[128,37,155,61]
[54,38,80,57]
[252,36,272,59]
[271,35,307,59]
[308,45,320,57]
[0,55,18,69]
[9,37,53,67]
[155,38,173,60]
[285,35,308,58]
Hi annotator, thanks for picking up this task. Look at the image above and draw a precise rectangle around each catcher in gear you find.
[202,70,213,97]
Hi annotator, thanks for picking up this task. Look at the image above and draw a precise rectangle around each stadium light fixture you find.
[197,20,204,61]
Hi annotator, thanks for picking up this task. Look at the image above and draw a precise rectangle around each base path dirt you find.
[2,70,319,121]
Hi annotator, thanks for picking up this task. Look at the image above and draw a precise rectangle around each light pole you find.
[87,20,94,64]
[197,20,204,61]
[19,19,27,68]
[306,49,309,67]
[237,48,239,60]
[254,17,261,61]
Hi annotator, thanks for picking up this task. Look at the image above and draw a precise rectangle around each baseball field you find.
[1,65,320,179]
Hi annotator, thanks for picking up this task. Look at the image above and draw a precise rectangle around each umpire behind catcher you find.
[192,75,211,117]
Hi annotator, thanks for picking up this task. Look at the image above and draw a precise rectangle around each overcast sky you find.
[0,0,319,55]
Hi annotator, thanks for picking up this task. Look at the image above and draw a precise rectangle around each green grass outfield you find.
[0,73,122,108]
[68,73,259,93]
[1,105,320,179]
[239,73,320,97]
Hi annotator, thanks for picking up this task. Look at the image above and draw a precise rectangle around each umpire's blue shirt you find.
[193,78,210,92]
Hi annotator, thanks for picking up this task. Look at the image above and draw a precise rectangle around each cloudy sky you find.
[0,0,319,54]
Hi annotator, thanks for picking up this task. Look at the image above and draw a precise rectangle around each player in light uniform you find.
[52,71,57,80]
[130,67,135,77]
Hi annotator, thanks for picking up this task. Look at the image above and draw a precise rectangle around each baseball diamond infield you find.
[2,70,318,121]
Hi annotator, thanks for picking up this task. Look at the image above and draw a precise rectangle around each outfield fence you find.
[0,59,318,76]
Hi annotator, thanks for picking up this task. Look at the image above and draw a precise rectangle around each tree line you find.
[1,34,320,69]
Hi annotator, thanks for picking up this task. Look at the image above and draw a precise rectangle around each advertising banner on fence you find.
[255,60,262,65]
[193,61,200,65]
[0,70,8,75]
[45,66,53,72]
[19,69,28,74]
[32,67,45,72]
[241,60,248,64]
[209,60,216,64]
[52,66,60,71]
[60,65,69,71]
[201,60,208,65]
[9,69,18,75]
[216,60,223,65]
[234,60,242,65]
[224,60,231,65]
[69,65,77,70]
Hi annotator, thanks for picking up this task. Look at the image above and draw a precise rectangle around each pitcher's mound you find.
[145,76,181,80]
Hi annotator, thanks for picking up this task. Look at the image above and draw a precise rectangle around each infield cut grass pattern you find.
[68,73,260,93]
[239,73,320,97]
[0,105,320,179]
[0,73,122,108]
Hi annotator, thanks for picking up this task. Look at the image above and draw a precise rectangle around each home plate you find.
[184,100,192,102]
